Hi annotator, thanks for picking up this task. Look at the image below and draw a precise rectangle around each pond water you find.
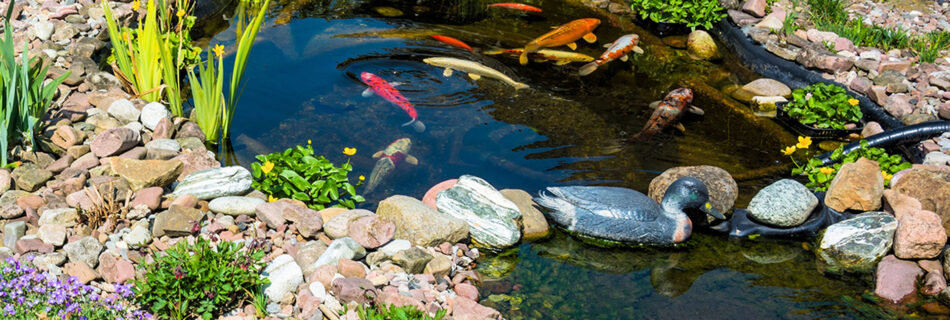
[200,0,905,318]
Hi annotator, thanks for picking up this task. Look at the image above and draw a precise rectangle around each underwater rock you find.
[377,195,468,247]
[893,169,950,235]
[171,166,252,200]
[875,255,922,304]
[686,30,720,60]
[824,158,884,212]
[648,165,738,216]
[817,211,897,273]
[747,179,817,227]
[436,175,521,249]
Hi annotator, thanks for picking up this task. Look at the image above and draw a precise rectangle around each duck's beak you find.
[700,202,725,220]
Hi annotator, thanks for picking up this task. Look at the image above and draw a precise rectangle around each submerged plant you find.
[784,82,862,129]
[251,142,365,209]
[786,139,911,191]
[629,0,725,30]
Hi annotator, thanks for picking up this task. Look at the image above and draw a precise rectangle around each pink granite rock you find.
[875,255,922,304]
[894,209,947,259]
[423,179,458,209]
[347,215,395,249]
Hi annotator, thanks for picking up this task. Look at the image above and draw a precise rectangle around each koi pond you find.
[204,0,885,318]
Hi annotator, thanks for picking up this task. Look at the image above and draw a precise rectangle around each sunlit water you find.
[196,0,913,318]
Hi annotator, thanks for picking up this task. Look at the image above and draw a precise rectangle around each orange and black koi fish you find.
[520,18,600,65]
[360,72,426,132]
[578,33,644,76]
[630,88,693,142]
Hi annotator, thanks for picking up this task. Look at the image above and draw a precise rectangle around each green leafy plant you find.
[629,0,726,30]
[780,11,800,36]
[788,140,911,191]
[188,45,225,142]
[785,82,862,129]
[251,143,365,209]
[356,304,447,320]
[0,4,69,166]
[134,237,269,320]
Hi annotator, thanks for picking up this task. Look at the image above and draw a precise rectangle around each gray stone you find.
[107,99,140,124]
[392,247,433,274]
[377,195,468,247]
[3,221,25,250]
[378,239,412,257]
[144,139,181,152]
[12,164,52,192]
[63,236,104,268]
[33,252,67,270]
[140,102,171,131]
[34,20,55,41]
[122,221,151,249]
[747,179,818,227]
[263,254,303,302]
[313,237,366,268]
[38,208,80,228]
[435,175,521,248]
[38,224,67,247]
[818,211,898,273]
[208,196,264,216]
[172,166,252,200]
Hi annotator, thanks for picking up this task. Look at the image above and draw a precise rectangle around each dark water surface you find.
[204,0,902,318]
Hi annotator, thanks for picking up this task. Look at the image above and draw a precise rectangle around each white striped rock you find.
[436,175,521,249]
[172,166,252,200]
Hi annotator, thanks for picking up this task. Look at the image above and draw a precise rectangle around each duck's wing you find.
[542,186,662,222]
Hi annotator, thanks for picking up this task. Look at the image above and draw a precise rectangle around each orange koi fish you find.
[489,3,543,13]
[578,33,644,76]
[520,18,601,65]
[360,72,426,132]
[630,88,693,142]
[430,35,474,52]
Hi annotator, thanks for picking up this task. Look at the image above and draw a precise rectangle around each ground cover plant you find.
[629,0,726,30]
[784,82,862,129]
[251,142,365,209]
[355,304,447,320]
[134,237,269,320]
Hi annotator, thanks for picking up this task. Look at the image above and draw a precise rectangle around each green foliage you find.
[251,143,365,209]
[912,31,950,63]
[0,4,68,166]
[791,140,911,191]
[188,46,225,142]
[781,11,800,36]
[629,0,726,30]
[102,0,163,102]
[356,304,447,320]
[134,237,269,320]
[785,82,862,129]
[157,0,201,117]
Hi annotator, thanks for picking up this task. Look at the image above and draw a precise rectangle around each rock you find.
[377,195,468,246]
[747,179,817,227]
[850,77,872,94]
[797,47,853,73]
[172,150,220,181]
[754,11,785,30]
[324,209,373,239]
[38,224,66,247]
[294,241,328,276]
[423,254,452,278]
[818,212,897,272]
[90,127,140,157]
[337,259,366,278]
[892,169,950,235]
[97,252,135,283]
[922,271,947,296]
[172,166,252,200]
[130,187,163,210]
[648,165,739,216]
[741,78,791,98]
[38,208,79,228]
[875,255,922,304]
[884,94,914,118]
[435,175,521,249]
[422,179,457,209]
[741,0,766,17]
[263,254,304,302]
[728,9,760,26]
[686,30,719,60]
[144,139,181,152]
[16,239,53,254]
[11,164,52,192]
[140,102,171,131]
[500,189,550,241]
[64,236,104,268]
[834,37,854,51]
[824,158,884,212]
[450,296,501,320]
[3,221,25,250]
[806,29,838,44]
[862,121,884,138]
[255,201,321,231]
[319,207,347,224]
[902,113,936,126]
[332,277,377,304]
[107,99,140,124]
[392,247,434,274]
[208,196,264,216]
[347,215,395,249]
[378,239,412,257]
[159,205,204,237]
[894,209,946,259]
[925,151,950,166]
[878,60,911,74]
[110,157,182,191]
[313,237,366,268]
[34,20,54,40]
[52,125,82,149]
[64,261,99,284]
[764,40,800,61]
[883,189,922,218]
[123,221,152,249]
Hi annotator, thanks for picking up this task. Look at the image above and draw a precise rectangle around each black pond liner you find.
[775,102,864,139]
[708,192,856,239]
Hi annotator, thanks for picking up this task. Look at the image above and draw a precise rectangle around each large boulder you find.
[376,195,468,246]
[892,169,950,235]
[817,211,897,273]
[747,179,817,227]
[648,165,738,215]
[825,158,884,212]
[875,255,922,304]
[171,166,252,200]
[894,209,946,259]
[110,157,182,191]
[435,175,521,249]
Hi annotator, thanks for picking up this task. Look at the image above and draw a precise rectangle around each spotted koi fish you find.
[360,72,426,132]
[489,3,543,13]
[520,18,601,65]
[483,48,594,65]
[430,35,473,52]
[630,88,693,142]
[366,138,418,193]
[578,34,644,76]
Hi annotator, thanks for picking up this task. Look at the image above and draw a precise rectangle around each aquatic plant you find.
[0,4,69,166]
[0,256,151,319]
[355,304,446,320]
[251,143,365,210]
[135,237,268,320]
[786,139,911,191]
[784,82,862,130]
[629,0,725,30]
[188,44,225,142]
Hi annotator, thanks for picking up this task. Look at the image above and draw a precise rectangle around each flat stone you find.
[208,196,264,216]
[144,139,181,152]
[172,166,252,200]
[392,247,433,274]
[123,220,152,249]
[295,241,329,276]
[159,205,204,237]
[130,187,163,210]
[64,261,99,284]
[38,208,79,228]
[422,179,458,209]
[110,157,182,191]
[38,224,66,246]
[741,78,791,98]
[12,164,52,192]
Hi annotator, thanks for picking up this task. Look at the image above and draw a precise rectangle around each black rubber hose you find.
[816,120,950,165]
[707,192,855,239]
[710,19,904,129]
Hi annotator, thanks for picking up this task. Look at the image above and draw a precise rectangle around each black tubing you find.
[817,120,950,165]
[708,192,855,239]
[710,19,904,129]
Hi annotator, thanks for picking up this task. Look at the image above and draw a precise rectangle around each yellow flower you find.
[795,136,812,149]
[213,44,224,58]
[359,175,366,181]
[848,98,859,106]
[131,0,141,11]
[781,146,797,155]
[819,167,834,175]
[307,139,312,145]
[176,9,185,18]
[343,147,357,156]
[268,195,277,202]
[261,161,274,175]
[882,170,893,181]
[191,46,201,55]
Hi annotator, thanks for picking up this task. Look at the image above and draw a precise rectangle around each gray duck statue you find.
[534,177,723,245]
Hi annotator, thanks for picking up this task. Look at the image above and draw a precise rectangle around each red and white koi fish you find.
[366,138,418,193]
[360,72,426,132]
[630,88,694,142]
[430,35,473,52]
[578,33,644,76]
[489,3,542,13]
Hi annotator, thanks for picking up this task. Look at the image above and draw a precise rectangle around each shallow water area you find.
[207,0,903,318]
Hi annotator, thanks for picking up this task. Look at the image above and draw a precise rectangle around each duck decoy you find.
[534,177,723,245]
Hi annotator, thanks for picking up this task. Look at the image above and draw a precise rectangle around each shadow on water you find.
[193,0,915,318]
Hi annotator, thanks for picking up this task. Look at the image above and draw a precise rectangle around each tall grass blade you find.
[223,0,270,141]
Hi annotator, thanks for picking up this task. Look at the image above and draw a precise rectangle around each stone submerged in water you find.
[436,175,521,249]
[747,179,817,227]
[686,30,719,60]
[875,255,923,304]
[171,166,252,200]
[818,211,897,273]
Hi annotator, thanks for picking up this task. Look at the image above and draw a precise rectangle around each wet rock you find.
[314,237,366,268]
[393,247,433,274]
[686,30,719,60]
[435,175,521,249]
[38,208,79,228]
[454,283,479,301]
[892,169,950,235]
[208,196,264,216]
[140,102,171,131]
[825,158,884,212]
[875,255,922,304]
[12,164,52,192]
[741,0,766,17]
[347,215,395,249]
[894,209,946,259]
[377,195,468,246]
[107,99,140,124]
[747,179,817,227]
[324,209,373,239]
[90,127,140,157]
[500,189,550,241]
[649,165,738,216]
[97,252,134,283]
[332,277,377,304]
[64,236,104,268]
[172,166,252,200]
[818,211,897,272]
[3,221,25,250]
[264,254,304,302]
[38,224,66,247]
[422,179,457,209]
[110,157,182,191]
